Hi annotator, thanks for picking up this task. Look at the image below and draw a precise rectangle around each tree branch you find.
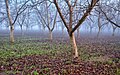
[99,6,120,28]
[54,0,69,30]
[71,0,99,33]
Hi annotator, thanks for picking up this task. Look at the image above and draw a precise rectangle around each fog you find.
[0,24,120,38]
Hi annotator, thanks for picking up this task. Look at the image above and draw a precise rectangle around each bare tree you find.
[86,16,95,34]
[97,12,108,37]
[111,24,117,36]
[98,0,120,28]
[54,0,99,58]
[5,0,29,43]
[17,12,26,36]
[35,1,57,40]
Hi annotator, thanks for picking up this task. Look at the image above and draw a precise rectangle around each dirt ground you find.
[0,30,120,75]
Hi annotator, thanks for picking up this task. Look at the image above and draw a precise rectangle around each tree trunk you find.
[97,12,101,37]
[5,0,15,44]
[90,27,93,34]
[10,26,14,43]
[70,33,78,58]
[97,27,101,37]
[49,30,52,41]
[112,28,116,36]
[62,27,64,39]
[77,27,80,38]
[20,26,24,36]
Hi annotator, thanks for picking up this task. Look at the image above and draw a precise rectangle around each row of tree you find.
[0,0,120,58]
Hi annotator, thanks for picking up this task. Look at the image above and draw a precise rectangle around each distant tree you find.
[111,24,117,36]
[86,16,95,34]
[97,12,108,37]
[0,0,7,30]
[98,0,120,28]
[35,1,57,41]
[17,12,26,36]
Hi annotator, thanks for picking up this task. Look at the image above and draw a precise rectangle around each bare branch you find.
[71,0,99,33]
[54,0,69,30]
[99,6,120,28]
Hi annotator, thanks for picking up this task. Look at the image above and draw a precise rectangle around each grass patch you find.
[116,68,120,75]
[0,37,72,66]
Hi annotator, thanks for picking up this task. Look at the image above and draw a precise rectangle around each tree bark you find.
[49,30,52,41]
[62,28,64,39]
[5,0,15,43]
[97,12,101,37]
[97,28,101,37]
[112,28,116,36]
[10,26,14,43]
[77,27,80,38]
[90,27,93,34]
[20,26,24,36]
[70,33,78,58]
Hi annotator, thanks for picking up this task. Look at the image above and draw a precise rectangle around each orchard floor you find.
[0,30,120,75]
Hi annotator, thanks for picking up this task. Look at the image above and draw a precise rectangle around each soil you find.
[0,31,120,75]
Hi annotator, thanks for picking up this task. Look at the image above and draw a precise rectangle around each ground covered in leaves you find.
[0,35,120,75]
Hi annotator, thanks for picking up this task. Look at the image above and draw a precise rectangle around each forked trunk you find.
[70,33,78,58]
[49,30,52,41]
[10,26,14,43]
